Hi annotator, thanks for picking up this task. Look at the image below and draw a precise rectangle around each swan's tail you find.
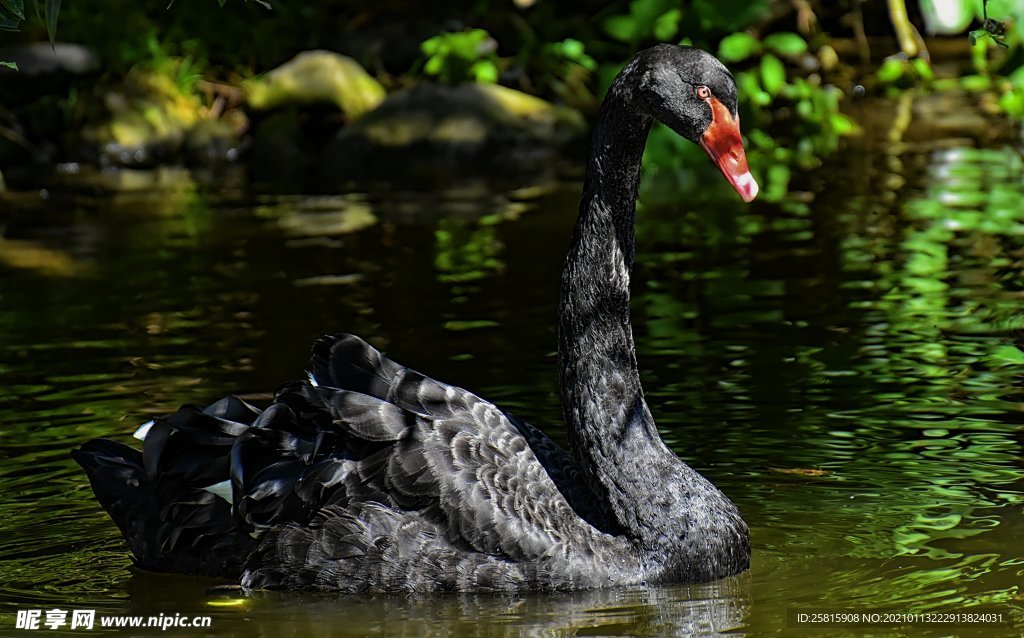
[72,334,483,582]
[71,397,261,578]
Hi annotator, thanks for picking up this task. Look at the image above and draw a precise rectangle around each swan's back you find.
[74,334,639,592]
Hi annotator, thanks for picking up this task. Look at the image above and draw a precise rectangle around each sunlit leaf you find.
[736,69,770,106]
[603,15,635,43]
[764,163,790,200]
[960,73,991,91]
[763,32,807,56]
[653,8,681,41]
[830,113,860,136]
[420,36,441,56]
[991,344,1024,364]
[759,53,786,96]
[717,32,759,63]
[998,87,1024,117]
[560,38,584,59]
[470,60,498,84]
[876,58,906,84]
[424,56,443,75]
[910,57,934,81]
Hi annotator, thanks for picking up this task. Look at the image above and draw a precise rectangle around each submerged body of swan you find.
[73,44,757,593]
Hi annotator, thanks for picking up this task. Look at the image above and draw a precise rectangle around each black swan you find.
[73,44,757,593]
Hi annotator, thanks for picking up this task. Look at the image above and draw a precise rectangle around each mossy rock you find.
[322,82,586,185]
[71,70,243,167]
[245,50,385,118]
[74,71,200,165]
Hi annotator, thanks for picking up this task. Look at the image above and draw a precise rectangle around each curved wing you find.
[308,334,617,532]
[234,335,638,591]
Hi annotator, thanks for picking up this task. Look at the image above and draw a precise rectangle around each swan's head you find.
[633,44,758,202]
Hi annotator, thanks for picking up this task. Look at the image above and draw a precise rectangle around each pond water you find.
[1,94,1023,636]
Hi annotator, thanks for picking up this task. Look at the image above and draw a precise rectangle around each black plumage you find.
[72,44,752,592]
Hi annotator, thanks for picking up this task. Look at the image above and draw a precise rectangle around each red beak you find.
[698,96,758,202]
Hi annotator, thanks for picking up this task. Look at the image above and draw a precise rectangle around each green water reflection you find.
[1,131,1023,635]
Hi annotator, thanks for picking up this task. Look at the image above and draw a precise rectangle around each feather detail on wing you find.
[238,335,638,590]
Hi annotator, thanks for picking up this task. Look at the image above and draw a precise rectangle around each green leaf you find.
[653,8,681,41]
[736,69,770,106]
[960,73,991,91]
[876,58,906,84]
[560,38,584,59]
[992,344,1024,364]
[830,113,860,136]
[765,163,791,200]
[0,60,17,70]
[470,60,498,84]
[0,0,24,19]
[718,32,759,63]
[0,3,20,30]
[763,32,807,56]
[998,87,1024,118]
[603,15,635,43]
[423,56,443,76]
[420,36,441,56]
[910,57,934,81]
[759,53,786,96]
[42,0,59,45]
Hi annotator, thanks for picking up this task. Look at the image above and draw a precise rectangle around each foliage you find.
[882,0,1024,118]
[603,0,683,46]
[2,0,1022,199]
[420,29,500,84]
[0,0,269,42]
[527,38,598,105]
[541,38,596,73]
[0,0,59,42]
[629,24,853,201]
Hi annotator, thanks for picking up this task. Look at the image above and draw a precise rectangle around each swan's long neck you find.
[558,77,679,545]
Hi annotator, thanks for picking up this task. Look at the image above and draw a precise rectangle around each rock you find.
[0,43,99,77]
[245,50,385,118]
[322,82,587,185]
[184,118,242,165]
[73,70,199,166]
[71,70,242,168]
[248,109,302,181]
[0,43,101,171]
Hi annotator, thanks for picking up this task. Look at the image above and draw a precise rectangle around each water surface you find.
[1,96,1023,636]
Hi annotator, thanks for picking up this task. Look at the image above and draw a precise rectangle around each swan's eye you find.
[696,85,711,100]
